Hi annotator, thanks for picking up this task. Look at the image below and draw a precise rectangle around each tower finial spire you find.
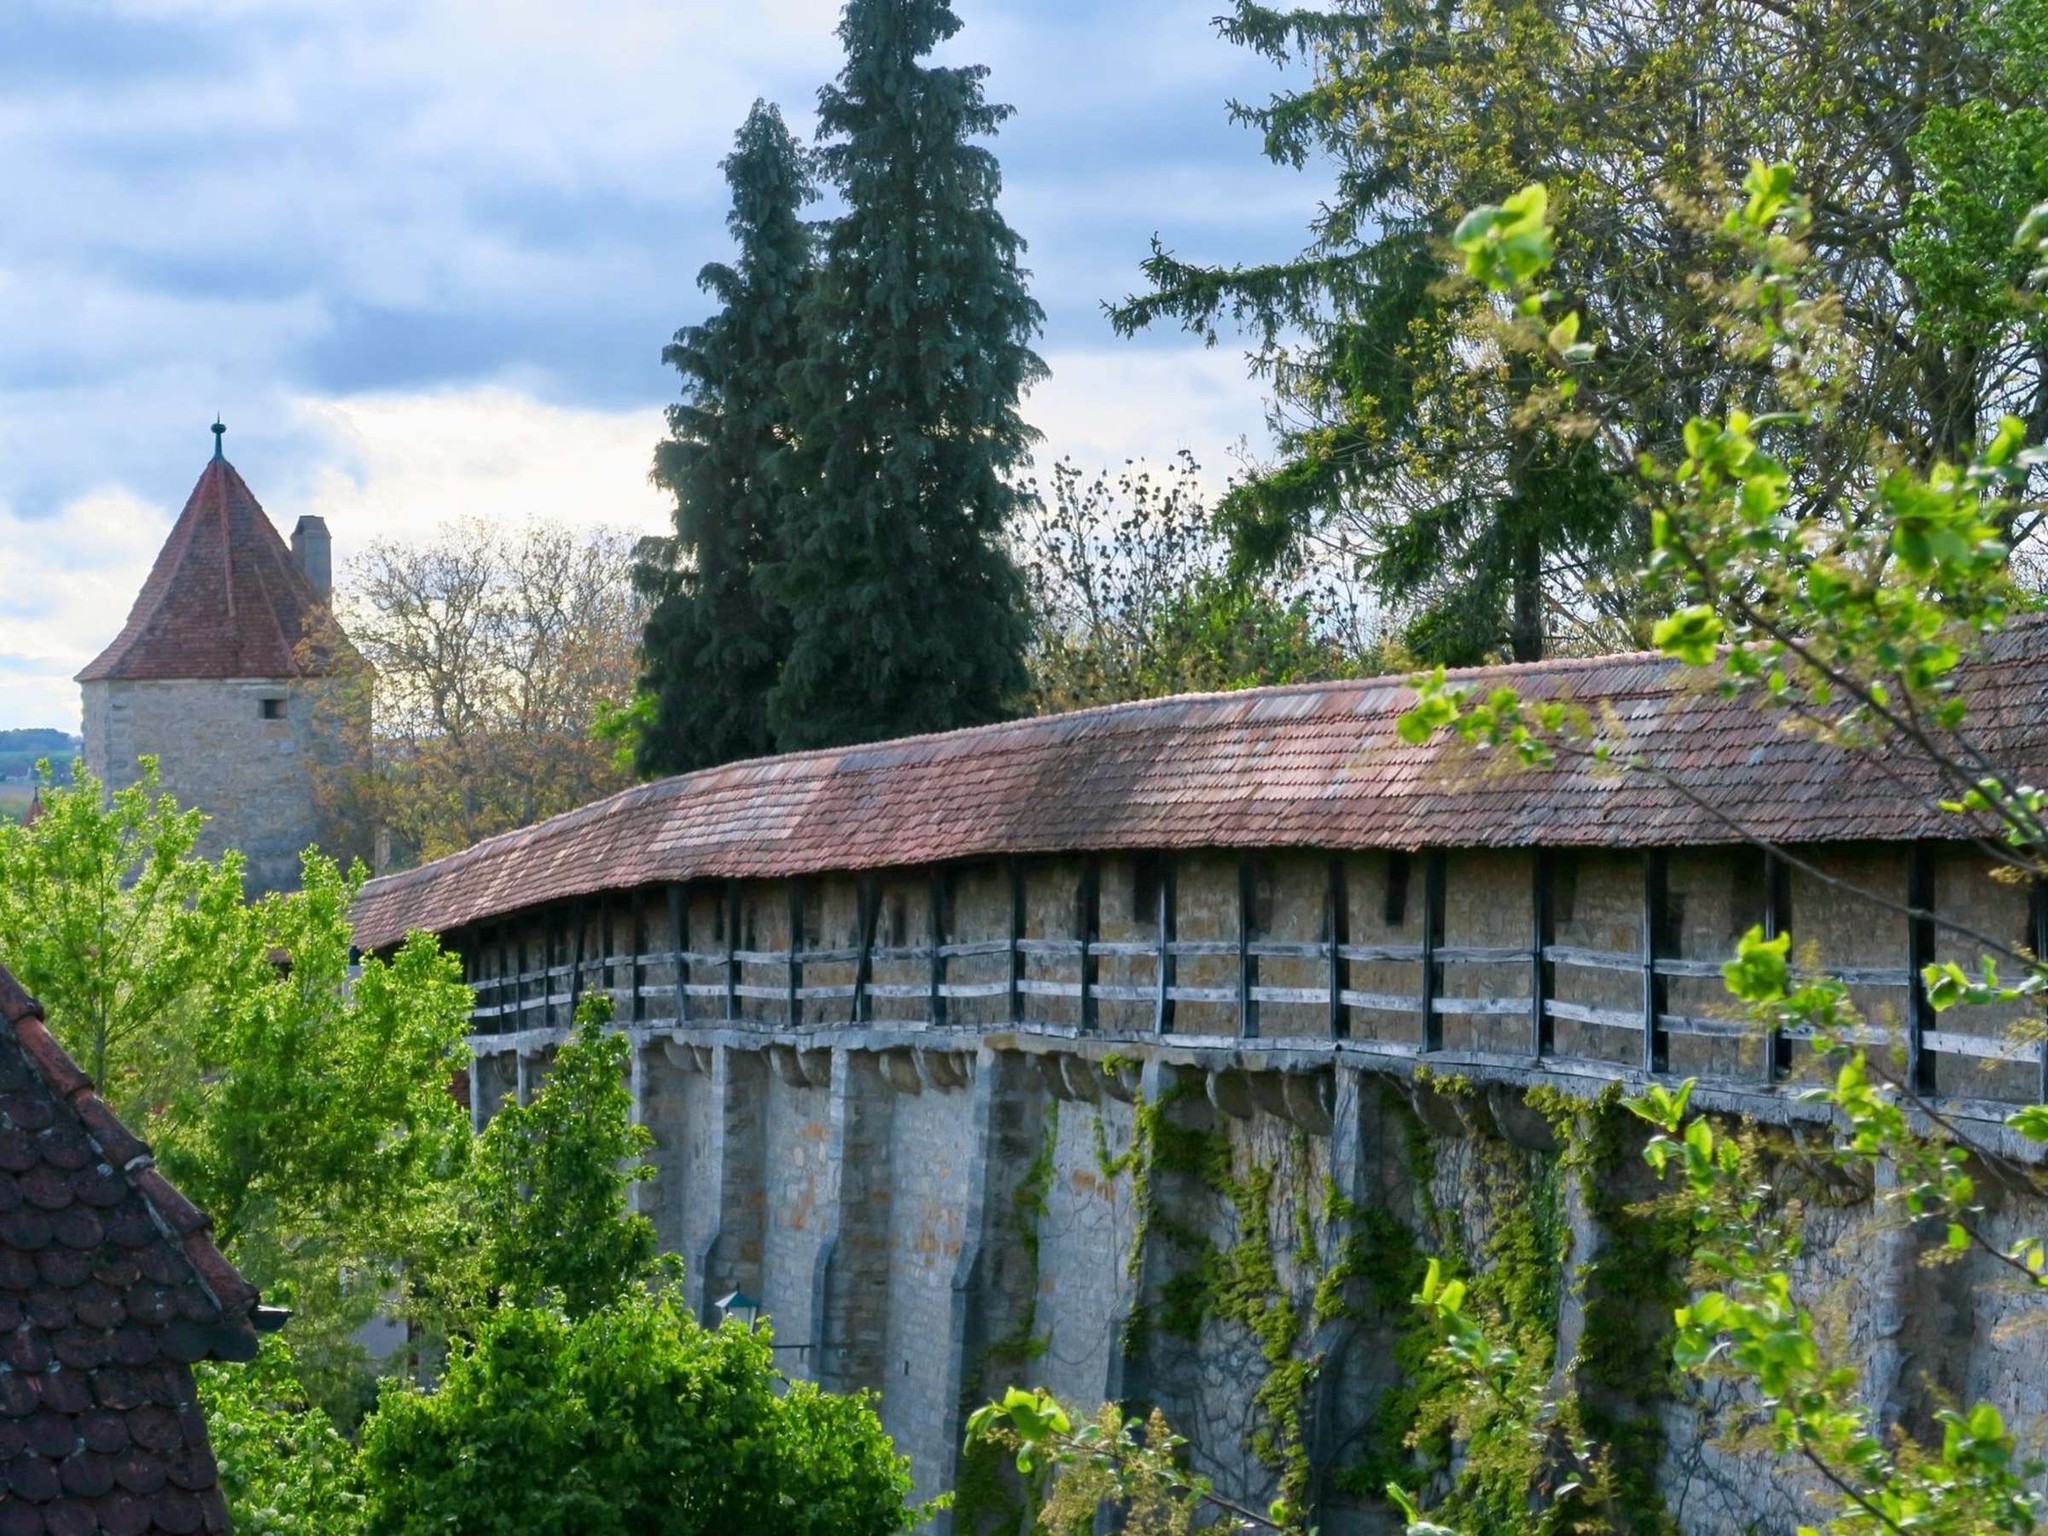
[211,420,226,462]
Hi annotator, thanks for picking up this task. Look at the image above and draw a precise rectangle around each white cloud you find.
[0,487,169,732]
[0,388,677,731]
[292,388,673,559]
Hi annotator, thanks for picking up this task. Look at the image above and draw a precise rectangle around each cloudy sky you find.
[0,0,1323,732]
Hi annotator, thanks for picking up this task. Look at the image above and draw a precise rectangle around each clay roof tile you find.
[76,451,356,683]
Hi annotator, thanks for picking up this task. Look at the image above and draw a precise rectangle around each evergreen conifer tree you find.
[636,101,814,775]
[766,0,1044,750]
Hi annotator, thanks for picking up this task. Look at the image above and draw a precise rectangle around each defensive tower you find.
[77,425,365,894]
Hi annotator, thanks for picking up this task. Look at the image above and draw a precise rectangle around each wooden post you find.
[669,884,690,1025]
[929,869,950,1026]
[787,880,805,1029]
[601,906,615,1016]
[1007,861,1026,1025]
[1906,843,1936,1094]
[566,917,583,1026]
[1420,850,1446,1053]
[1642,851,1669,1075]
[1326,858,1350,1040]
[2033,879,2048,1105]
[1155,855,1178,1035]
[629,899,644,1025]
[1532,851,1554,1060]
[1238,856,1261,1040]
[723,881,740,1024]
[854,877,878,1024]
[1078,858,1101,1032]
[1762,853,1791,1080]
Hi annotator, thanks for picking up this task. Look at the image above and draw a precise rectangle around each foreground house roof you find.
[77,445,349,684]
[351,618,2048,951]
[0,964,266,1535]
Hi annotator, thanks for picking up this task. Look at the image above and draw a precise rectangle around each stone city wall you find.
[451,842,2048,1532]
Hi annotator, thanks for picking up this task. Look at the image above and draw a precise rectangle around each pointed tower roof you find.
[78,431,354,683]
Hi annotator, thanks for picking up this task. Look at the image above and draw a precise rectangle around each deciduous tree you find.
[1112,0,2048,664]
[1019,455,1382,712]
[358,1293,916,1536]
[467,1001,666,1319]
[319,519,644,862]
[0,759,248,1095]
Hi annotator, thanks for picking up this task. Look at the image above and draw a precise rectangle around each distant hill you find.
[0,729,80,782]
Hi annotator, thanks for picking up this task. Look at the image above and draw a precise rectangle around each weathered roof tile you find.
[0,962,263,1533]
[353,620,2048,948]
[76,454,353,684]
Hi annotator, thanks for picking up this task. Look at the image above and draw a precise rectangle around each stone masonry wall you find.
[455,839,2048,1534]
[82,675,362,894]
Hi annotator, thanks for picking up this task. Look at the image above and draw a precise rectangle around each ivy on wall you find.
[965,1064,1697,1536]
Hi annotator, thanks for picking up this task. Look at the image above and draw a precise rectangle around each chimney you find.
[291,516,332,601]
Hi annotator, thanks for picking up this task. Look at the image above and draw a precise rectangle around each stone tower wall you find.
[81,675,360,895]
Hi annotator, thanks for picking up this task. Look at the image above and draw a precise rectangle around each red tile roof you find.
[0,964,264,1535]
[77,455,352,683]
[351,618,2048,951]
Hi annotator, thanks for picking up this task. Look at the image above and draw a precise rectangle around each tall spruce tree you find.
[636,101,814,775]
[765,0,1045,750]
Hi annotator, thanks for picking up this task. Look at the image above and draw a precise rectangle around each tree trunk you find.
[1510,522,1544,663]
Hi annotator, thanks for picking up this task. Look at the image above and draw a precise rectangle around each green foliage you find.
[766,0,1043,749]
[1113,0,2048,662]
[636,100,813,776]
[0,758,249,1094]
[0,763,475,1420]
[469,998,666,1318]
[1628,1056,2047,1534]
[968,1387,1281,1534]
[359,1290,916,1536]
[1096,1089,1331,1527]
[160,854,468,1248]
[1551,1088,1687,1536]
[197,1337,368,1536]
[155,853,474,1415]
[1394,170,2048,1536]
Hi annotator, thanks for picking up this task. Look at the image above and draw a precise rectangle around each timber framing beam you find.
[1762,853,1792,1081]
[1907,842,1936,1095]
[1643,851,1669,1076]
[452,843,2048,1123]
[1156,855,1177,1036]
[1325,858,1349,1041]
[1420,849,1446,1054]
